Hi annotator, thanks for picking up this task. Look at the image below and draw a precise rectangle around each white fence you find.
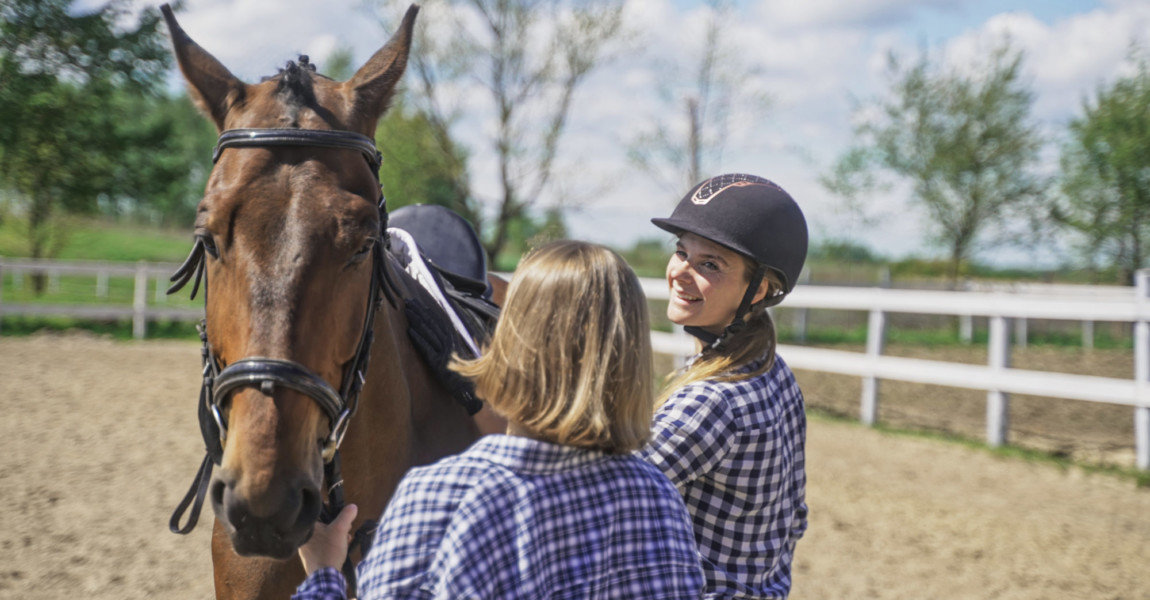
[644,273,1150,471]
[4,258,1147,470]
[0,258,202,338]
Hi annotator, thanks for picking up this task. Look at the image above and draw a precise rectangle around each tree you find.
[0,0,171,275]
[377,99,472,213]
[372,0,626,262]
[826,42,1045,285]
[1054,50,1150,284]
[100,90,217,227]
[318,47,472,218]
[626,0,770,194]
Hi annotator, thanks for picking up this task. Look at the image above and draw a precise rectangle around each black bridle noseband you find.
[168,128,394,589]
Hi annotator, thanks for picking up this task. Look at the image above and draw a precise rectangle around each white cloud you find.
[753,0,960,30]
[942,3,1150,124]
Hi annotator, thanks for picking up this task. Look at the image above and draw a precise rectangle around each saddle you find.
[388,205,500,415]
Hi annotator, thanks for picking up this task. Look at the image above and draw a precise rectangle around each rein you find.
[168,127,394,594]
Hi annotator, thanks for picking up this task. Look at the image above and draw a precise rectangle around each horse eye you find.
[351,238,376,264]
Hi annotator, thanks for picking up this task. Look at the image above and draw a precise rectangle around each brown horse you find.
[162,5,503,598]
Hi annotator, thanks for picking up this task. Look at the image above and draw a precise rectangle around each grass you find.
[0,215,194,262]
[807,406,1150,488]
[0,315,199,340]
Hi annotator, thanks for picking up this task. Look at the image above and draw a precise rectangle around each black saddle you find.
[388,205,499,414]
[391,204,491,299]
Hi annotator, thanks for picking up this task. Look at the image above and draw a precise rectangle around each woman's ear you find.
[752,276,770,305]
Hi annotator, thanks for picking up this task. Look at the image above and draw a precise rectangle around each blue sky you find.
[138,0,1148,268]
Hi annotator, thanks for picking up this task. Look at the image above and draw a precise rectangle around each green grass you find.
[807,407,1150,488]
[0,315,200,340]
[0,215,194,262]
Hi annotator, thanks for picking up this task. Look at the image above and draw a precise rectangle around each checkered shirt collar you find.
[468,434,607,475]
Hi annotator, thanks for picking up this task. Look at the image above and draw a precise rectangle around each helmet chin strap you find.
[684,264,767,351]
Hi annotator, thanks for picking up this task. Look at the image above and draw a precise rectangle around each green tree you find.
[373,0,625,261]
[101,90,216,227]
[1054,50,1150,284]
[826,42,1045,285]
[377,99,471,214]
[0,0,171,275]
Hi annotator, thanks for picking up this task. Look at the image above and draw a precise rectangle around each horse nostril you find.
[298,483,322,527]
[210,479,227,509]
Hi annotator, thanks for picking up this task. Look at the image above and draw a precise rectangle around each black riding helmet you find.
[652,173,808,348]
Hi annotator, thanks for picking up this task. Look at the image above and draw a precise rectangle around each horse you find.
[160,5,504,598]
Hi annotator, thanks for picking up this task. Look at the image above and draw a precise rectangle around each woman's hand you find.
[298,504,359,576]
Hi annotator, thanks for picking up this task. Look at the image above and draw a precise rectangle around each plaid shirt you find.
[293,434,704,600]
[640,354,808,599]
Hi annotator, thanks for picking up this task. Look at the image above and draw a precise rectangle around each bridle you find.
[168,129,395,584]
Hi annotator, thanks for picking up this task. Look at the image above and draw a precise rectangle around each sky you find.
[119,0,1150,268]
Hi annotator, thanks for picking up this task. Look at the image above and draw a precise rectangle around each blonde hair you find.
[656,261,783,407]
[451,241,653,453]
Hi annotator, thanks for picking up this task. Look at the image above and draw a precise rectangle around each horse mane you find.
[263,55,334,111]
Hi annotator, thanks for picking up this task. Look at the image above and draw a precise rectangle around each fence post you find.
[1082,320,1094,350]
[861,308,886,427]
[133,261,147,340]
[97,268,109,298]
[1135,270,1150,470]
[1014,317,1028,349]
[154,267,166,303]
[960,315,974,344]
[987,315,1012,448]
[793,270,810,343]
[959,278,973,344]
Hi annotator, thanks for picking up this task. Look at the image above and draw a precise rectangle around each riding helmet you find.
[652,173,808,301]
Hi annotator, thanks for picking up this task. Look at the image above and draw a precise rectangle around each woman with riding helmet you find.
[639,173,809,599]
[294,240,704,599]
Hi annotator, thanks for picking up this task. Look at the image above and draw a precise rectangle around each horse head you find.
[163,4,418,560]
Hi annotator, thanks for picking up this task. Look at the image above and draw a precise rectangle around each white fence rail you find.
[0,258,202,339]
[645,272,1150,471]
[5,259,1147,469]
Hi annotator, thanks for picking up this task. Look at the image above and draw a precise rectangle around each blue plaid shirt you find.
[293,434,704,599]
[640,354,808,599]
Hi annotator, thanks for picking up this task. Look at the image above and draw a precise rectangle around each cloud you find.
[146,0,393,82]
[754,0,960,30]
[942,3,1150,123]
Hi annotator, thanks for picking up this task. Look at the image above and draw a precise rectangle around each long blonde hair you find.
[656,262,782,407]
[451,241,653,453]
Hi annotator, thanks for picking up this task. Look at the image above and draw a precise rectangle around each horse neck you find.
[337,256,481,505]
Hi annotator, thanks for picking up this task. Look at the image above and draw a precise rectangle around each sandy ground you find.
[1,334,1147,599]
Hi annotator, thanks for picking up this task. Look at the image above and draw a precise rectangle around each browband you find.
[212,128,383,173]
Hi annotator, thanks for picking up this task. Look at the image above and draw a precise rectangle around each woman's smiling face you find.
[665,233,756,335]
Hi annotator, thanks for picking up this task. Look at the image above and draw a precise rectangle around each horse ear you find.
[161,3,246,132]
[345,4,419,129]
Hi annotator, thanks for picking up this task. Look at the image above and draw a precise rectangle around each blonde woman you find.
[640,174,810,599]
[294,241,704,599]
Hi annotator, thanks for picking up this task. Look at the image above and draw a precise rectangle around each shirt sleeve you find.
[291,567,346,600]
[640,383,738,487]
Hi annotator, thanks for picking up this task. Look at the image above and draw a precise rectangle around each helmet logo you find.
[690,173,776,205]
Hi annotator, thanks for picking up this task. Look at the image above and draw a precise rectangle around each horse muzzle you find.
[210,466,323,559]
